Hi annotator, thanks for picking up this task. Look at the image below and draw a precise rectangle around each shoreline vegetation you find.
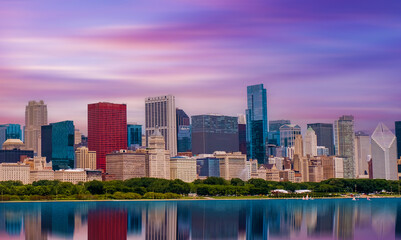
[0,177,400,202]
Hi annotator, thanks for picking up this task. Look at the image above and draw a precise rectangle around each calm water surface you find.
[0,198,400,240]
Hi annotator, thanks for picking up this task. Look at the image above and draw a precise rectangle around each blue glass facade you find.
[177,125,191,152]
[41,121,75,170]
[0,124,22,148]
[196,157,220,177]
[127,124,142,147]
[246,84,268,164]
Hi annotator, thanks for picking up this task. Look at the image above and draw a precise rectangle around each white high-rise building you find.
[371,123,397,180]
[147,129,170,179]
[354,132,371,178]
[25,100,47,154]
[304,127,317,157]
[145,95,177,157]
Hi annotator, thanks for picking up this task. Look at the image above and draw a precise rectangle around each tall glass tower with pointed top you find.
[246,84,268,164]
[371,122,397,180]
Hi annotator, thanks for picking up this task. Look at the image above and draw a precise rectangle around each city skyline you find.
[0,0,400,134]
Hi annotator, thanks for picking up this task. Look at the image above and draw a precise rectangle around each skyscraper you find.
[88,102,127,171]
[269,120,291,133]
[41,121,75,170]
[304,127,317,157]
[396,121,401,159]
[177,125,191,153]
[176,108,190,126]
[145,95,177,157]
[354,131,371,177]
[238,115,247,155]
[246,84,268,164]
[334,115,355,179]
[75,147,96,169]
[25,100,47,154]
[371,123,397,180]
[127,124,142,147]
[191,114,238,155]
[0,124,22,148]
[279,124,301,148]
[307,123,334,155]
[147,129,170,179]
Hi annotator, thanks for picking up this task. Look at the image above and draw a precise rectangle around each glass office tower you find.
[246,84,268,164]
[41,121,75,170]
[127,124,142,147]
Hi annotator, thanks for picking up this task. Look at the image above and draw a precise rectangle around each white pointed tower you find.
[304,127,318,157]
[371,123,397,180]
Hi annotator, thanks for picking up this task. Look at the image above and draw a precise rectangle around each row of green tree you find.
[0,177,400,200]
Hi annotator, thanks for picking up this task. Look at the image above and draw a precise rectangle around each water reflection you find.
[0,199,401,239]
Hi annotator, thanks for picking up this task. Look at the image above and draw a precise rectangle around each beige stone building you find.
[75,147,96,169]
[54,169,87,184]
[309,159,323,182]
[24,100,47,154]
[170,156,197,182]
[0,163,31,184]
[106,150,146,180]
[147,130,170,179]
[264,164,280,182]
[23,156,55,183]
[300,157,310,182]
[2,139,26,150]
[215,151,247,180]
[294,135,304,157]
[279,169,295,182]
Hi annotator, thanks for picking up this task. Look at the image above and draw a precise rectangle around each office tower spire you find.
[371,123,397,180]
[246,84,268,164]
[25,100,47,154]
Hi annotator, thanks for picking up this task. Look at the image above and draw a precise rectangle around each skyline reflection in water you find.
[0,199,400,239]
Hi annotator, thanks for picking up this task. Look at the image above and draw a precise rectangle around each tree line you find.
[0,177,399,201]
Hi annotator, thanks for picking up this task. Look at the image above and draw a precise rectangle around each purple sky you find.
[1,0,400,134]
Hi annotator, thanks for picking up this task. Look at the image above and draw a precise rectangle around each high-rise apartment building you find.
[246,84,268,164]
[334,115,355,178]
[192,115,239,155]
[145,95,177,157]
[307,123,334,155]
[147,129,170,179]
[41,121,75,170]
[88,102,127,171]
[396,121,401,159]
[25,100,48,154]
[74,129,82,145]
[371,123,397,180]
[294,135,303,156]
[75,147,96,169]
[354,131,371,177]
[127,124,142,147]
[304,127,317,157]
[106,150,146,180]
[279,124,301,148]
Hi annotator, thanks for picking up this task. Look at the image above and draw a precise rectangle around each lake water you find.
[0,198,400,239]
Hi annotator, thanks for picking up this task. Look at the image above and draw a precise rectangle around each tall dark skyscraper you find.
[396,121,401,159]
[246,84,268,164]
[307,123,335,155]
[176,108,191,153]
[41,121,75,170]
[88,102,127,171]
[191,114,238,155]
[176,108,190,126]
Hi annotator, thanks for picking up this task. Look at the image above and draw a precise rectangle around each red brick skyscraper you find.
[88,102,127,171]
